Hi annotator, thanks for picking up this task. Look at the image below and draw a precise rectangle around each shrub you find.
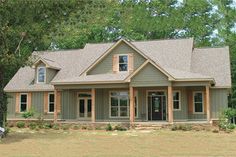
[106,124,112,131]
[61,124,70,130]
[171,124,192,131]
[42,122,52,129]
[16,121,25,128]
[7,122,14,128]
[81,125,87,130]
[72,125,80,130]
[22,108,35,119]
[219,108,236,131]
[52,124,60,130]
[212,129,219,133]
[29,122,37,130]
[113,125,127,131]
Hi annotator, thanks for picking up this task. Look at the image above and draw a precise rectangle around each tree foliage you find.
[0,0,236,123]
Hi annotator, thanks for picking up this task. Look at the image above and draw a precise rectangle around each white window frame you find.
[37,66,46,83]
[48,93,55,113]
[173,90,181,111]
[109,91,129,118]
[118,54,129,72]
[19,93,28,113]
[193,91,204,114]
[109,90,138,118]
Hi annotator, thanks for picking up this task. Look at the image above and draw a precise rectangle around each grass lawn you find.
[1,128,236,157]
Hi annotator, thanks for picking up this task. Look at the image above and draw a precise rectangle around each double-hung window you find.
[193,92,204,113]
[119,55,128,72]
[37,67,46,83]
[173,91,181,110]
[48,93,55,113]
[20,94,27,112]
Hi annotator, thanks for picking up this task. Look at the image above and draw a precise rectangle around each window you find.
[119,55,128,72]
[20,94,27,112]
[193,92,204,113]
[110,91,138,118]
[173,91,181,110]
[37,67,46,83]
[48,93,54,113]
[110,91,129,117]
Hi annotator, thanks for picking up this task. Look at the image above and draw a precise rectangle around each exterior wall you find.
[210,88,228,119]
[61,90,77,119]
[46,68,57,83]
[88,42,146,75]
[173,87,188,121]
[6,92,60,120]
[130,63,170,87]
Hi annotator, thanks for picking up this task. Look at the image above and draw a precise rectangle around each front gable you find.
[130,63,170,87]
[87,40,146,75]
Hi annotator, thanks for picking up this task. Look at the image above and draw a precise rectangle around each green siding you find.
[46,68,57,83]
[7,93,16,118]
[210,89,228,119]
[95,89,104,120]
[32,92,44,114]
[88,42,146,75]
[173,88,188,121]
[130,63,170,87]
[61,90,77,119]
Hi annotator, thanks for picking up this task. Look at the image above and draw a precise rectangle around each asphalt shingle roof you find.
[4,38,231,92]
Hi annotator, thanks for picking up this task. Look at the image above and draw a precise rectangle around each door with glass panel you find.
[148,91,166,121]
[78,93,92,119]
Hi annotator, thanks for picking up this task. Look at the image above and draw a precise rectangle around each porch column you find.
[129,86,135,124]
[91,88,96,123]
[54,89,58,123]
[206,86,211,123]
[167,86,173,123]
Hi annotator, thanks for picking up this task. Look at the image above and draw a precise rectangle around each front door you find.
[148,91,166,121]
[78,98,92,119]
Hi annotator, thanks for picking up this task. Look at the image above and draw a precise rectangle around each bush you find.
[171,124,192,131]
[52,124,60,130]
[61,124,70,130]
[113,125,127,131]
[106,124,112,131]
[29,122,37,130]
[219,108,236,131]
[72,125,80,130]
[22,108,35,119]
[42,122,52,129]
[81,125,87,130]
[16,121,25,128]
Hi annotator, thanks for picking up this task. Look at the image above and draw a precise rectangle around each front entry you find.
[77,93,92,119]
[148,91,166,121]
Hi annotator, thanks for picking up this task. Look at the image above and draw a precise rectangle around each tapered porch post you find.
[54,89,58,123]
[91,88,96,123]
[206,86,211,123]
[167,86,173,123]
[129,86,135,124]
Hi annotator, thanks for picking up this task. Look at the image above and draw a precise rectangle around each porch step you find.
[134,124,166,130]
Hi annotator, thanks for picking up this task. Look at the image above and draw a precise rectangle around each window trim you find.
[193,91,204,114]
[173,90,181,111]
[37,66,46,84]
[19,93,28,113]
[48,93,55,113]
[118,54,129,72]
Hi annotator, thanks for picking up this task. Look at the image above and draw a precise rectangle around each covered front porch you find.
[53,83,211,124]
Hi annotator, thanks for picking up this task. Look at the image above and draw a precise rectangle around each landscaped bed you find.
[1,127,236,157]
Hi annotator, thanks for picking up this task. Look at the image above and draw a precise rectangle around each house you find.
[4,38,231,124]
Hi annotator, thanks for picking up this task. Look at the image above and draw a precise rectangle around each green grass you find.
[1,128,236,157]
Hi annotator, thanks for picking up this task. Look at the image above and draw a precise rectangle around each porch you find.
[53,84,211,124]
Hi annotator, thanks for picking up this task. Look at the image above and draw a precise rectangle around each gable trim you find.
[80,39,150,76]
[125,60,175,82]
[32,58,61,70]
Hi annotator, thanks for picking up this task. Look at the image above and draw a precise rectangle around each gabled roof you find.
[4,38,231,92]
[32,57,61,70]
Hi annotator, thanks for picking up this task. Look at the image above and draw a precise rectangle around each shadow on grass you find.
[0,133,31,144]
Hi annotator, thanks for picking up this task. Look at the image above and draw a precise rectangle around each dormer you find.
[32,57,61,84]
